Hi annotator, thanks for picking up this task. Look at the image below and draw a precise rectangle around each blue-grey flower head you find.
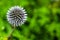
[7,6,27,26]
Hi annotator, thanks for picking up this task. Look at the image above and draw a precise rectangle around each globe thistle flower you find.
[7,6,27,27]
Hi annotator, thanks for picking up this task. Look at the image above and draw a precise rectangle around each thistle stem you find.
[8,26,16,40]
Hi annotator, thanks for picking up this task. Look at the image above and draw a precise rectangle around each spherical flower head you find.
[7,6,27,27]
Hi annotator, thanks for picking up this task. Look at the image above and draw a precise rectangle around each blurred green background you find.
[0,0,60,40]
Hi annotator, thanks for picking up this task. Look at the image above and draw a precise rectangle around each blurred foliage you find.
[0,0,60,40]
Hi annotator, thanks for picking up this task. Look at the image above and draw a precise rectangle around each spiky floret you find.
[7,6,27,26]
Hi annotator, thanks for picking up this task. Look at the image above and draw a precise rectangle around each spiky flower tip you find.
[7,6,27,27]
